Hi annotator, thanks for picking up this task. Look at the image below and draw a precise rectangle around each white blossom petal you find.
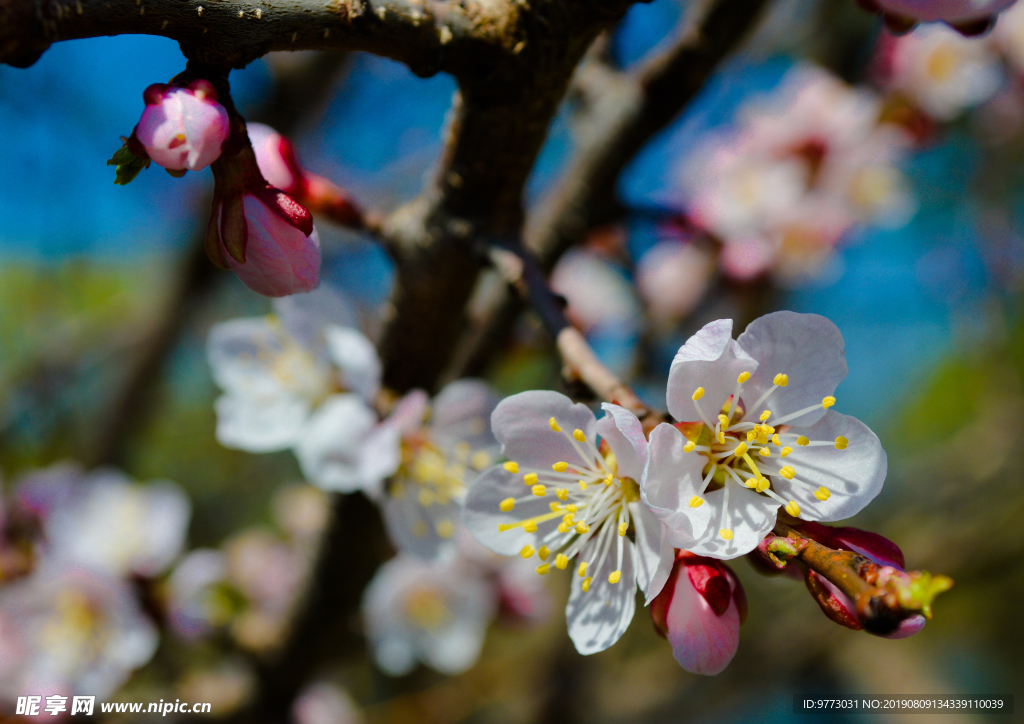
[430,380,500,452]
[595,403,647,480]
[207,317,292,395]
[630,501,675,604]
[769,410,886,522]
[214,392,310,452]
[685,481,779,559]
[272,285,359,353]
[565,534,637,655]
[492,391,599,470]
[462,466,555,556]
[641,424,713,548]
[294,394,382,493]
[736,311,848,427]
[324,325,382,403]
[667,320,758,423]
[383,492,461,561]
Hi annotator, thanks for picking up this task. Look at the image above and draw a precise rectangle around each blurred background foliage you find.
[2,0,1023,720]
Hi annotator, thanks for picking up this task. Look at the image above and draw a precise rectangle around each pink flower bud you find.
[793,520,905,569]
[208,190,321,298]
[857,0,1016,34]
[804,569,927,639]
[651,551,744,675]
[134,80,230,172]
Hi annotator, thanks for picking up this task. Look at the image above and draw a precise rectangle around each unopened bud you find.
[134,81,230,172]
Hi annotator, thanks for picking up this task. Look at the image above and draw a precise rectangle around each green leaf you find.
[107,143,151,185]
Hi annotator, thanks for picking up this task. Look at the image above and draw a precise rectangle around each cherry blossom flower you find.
[636,241,715,326]
[642,312,887,559]
[650,551,746,675]
[879,23,1004,120]
[292,682,364,724]
[0,562,158,701]
[857,0,1017,33]
[362,554,497,676]
[207,285,380,454]
[134,80,229,172]
[463,391,675,654]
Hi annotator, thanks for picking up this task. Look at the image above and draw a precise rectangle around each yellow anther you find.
[756,478,770,493]
[608,570,622,585]
[573,429,586,442]
[683,440,696,453]
[692,387,705,401]
[550,502,563,512]
[578,562,588,578]
[772,434,781,446]
[822,396,836,409]
[738,371,751,384]
[785,500,801,517]
[758,447,771,457]
[575,521,590,534]
[531,484,546,497]
[834,436,849,450]
[718,414,729,427]
[733,441,748,458]
[471,450,491,470]
[719,529,734,541]
[419,489,435,507]
[565,504,577,513]
[500,498,515,512]
[578,479,588,491]
[556,488,569,501]
[555,554,569,570]
[520,545,535,558]
[796,436,810,446]
[549,417,561,432]
[536,564,551,575]
[781,446,793,457]
[523,520,538,533]
[689,495,704,508]
[744,477,757,489]
[779,465,796,480]
[618,522,628,537]
[524,472,539,485]
[773,373,789,387]
[557,522,571,533]
[412,521,428,537]
[582,577,593,592]
[747,430,757,442]
[760,409,772,422]
[562,513,575,525]
[437,520,454,538]
[717,431,726,444]
[503,461,519,473]
[552,461,568,472]
[538,546,550,561]
[604,476,613,487]
[814,486,832,501]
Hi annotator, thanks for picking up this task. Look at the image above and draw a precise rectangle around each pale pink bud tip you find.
[220,193,321,298]
[135,86,230,172]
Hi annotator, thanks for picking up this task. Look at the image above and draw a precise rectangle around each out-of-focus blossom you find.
[133,80,230,172]
[857,0,1017,33]
[292,682,364,724]
[178,661,254,716]
[464,392,674,654]
[166,549,231,641]
[0,563,158,701]
[642,312,887,559]
[650,551,745,675]
[879,24,1004,120]
[551,249,641,335]
[248,123,363,227]
[636,241,715,326]
[377,381,499,560]
[992,2,1024,71]
[207,285,380,454]
[44,467,189,579]
[678,65,914,284]
[362,554,497,676]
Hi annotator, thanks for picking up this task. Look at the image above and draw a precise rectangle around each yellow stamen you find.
[744,477,757,489]
[834,436,849,450]
[549,417,561,432]
[760,409,772,421]
[531,484,546,497]
[578,562,587,578]
[573,429,586,442]
[738,371,751,383]
[550,502,562,512]
[582,577,593,592]
[524,520,538,533]
[536,563,551,575]
[717,431,725,444]
[419,489,435,507]
[720,529,733,540]
[772,434,781,446]
[683,441,696,453]
[499,510,565,533]
[578,479,588,491]
[756,478,770,493]
[552,461,568,472]
[524,472,539,485]
[796,436,810,446]
[471,450,491,470]
[758,447,771,457]
[814,486,831,501]
[565,504,577,513]
[503,461,519,473]
[562,513,575,525]
[781,446,793,457]
[822,396,836,409]
[785,500,801,517]
[608,570,622,584]
[747,430,757,442]
[779,465,795,479]
[520,545,535,559]
[437,520,454,538]
[575,521,590,534]
[618,522,628,536]
[688,495,704,508]
[538,546,550,561]
[556,488,569,501]
[773,373,789,387]
[692,387,705,401]
[500,498,515,512]
[555,554,569,569]
[718,414,729,428]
